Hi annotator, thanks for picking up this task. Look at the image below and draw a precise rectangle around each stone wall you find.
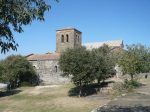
[29,60,70,85]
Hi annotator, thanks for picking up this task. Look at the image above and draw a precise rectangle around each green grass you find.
[0,83,103,112]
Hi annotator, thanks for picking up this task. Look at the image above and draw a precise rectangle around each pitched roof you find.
[26,53,60,61]
[83,40,123,50]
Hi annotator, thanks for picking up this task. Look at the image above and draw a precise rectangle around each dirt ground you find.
[94,77,150,112]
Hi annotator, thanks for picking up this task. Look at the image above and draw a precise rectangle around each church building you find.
[26,27,123,85]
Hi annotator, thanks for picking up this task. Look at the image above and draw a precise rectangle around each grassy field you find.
[0,83,109,112]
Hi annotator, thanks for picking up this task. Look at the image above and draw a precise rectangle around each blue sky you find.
[1,0,150,59]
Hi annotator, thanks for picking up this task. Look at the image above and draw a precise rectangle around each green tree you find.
[91,45,116,84]
[0,0,57,53]
[0,62,6,81]
[0,55,37,88]
[119,44,150,80]
[59,46,116,96]
[59,47,94,97]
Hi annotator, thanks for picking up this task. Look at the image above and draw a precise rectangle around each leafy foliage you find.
[0,55,38,88]
[59,47,93,85]
[59,47,95,96]
[112,79,141,96]
[123,79,140,90]
[119,44,150,80]
[0,0,52,53]
[91,45,116,84]
[59,46,115,96]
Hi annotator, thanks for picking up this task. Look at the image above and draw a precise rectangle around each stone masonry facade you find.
[56,28,82,53]
[27,28,82,85]
[29,59,69,85]
[26,27,124,85]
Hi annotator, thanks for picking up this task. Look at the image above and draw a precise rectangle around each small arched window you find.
[66,34,69,42]
[61,35,64,43]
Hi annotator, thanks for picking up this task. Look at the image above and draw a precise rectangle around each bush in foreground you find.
[0,55,38,89]
[112,79,141,96]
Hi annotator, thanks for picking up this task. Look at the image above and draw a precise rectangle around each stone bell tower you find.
[56,27,82,53]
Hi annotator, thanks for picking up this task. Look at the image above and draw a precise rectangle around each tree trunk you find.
[97,79,101,92]
[79,81,82,97]
[130,74,134,80]
[97,79,100,85]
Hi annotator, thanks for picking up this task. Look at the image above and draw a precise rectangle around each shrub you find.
[123,79,140,91]
[0,55,38,89]
[112,79,141,96]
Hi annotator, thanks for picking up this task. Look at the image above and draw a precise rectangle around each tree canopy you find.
[0,55,37,88]
[59,46,115,96]
[0,0,53,53]
[118,44,150,80]
[59,47,93,85]
[91,45,116,84]
[59,47,95,96]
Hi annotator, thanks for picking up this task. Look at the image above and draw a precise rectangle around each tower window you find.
[78,36,80,42]
[66,34,69,42]
[76,34,77,38]
[61,35,64,43]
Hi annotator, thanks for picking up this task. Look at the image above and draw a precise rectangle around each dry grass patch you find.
[0,83,110,112]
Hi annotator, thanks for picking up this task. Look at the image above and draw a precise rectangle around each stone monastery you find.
[26,28,124,85]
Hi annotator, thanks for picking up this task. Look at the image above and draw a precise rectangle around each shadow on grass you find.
[0,90,22,97]
[68,81,114,97]
[96,105,150,112]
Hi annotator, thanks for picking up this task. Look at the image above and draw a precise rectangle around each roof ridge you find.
[83,40,123,45]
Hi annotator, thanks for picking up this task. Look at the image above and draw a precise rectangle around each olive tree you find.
[119,44,150,80]
[59,46,116,96]
[59,47,94,97]
[91,45,116,84]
